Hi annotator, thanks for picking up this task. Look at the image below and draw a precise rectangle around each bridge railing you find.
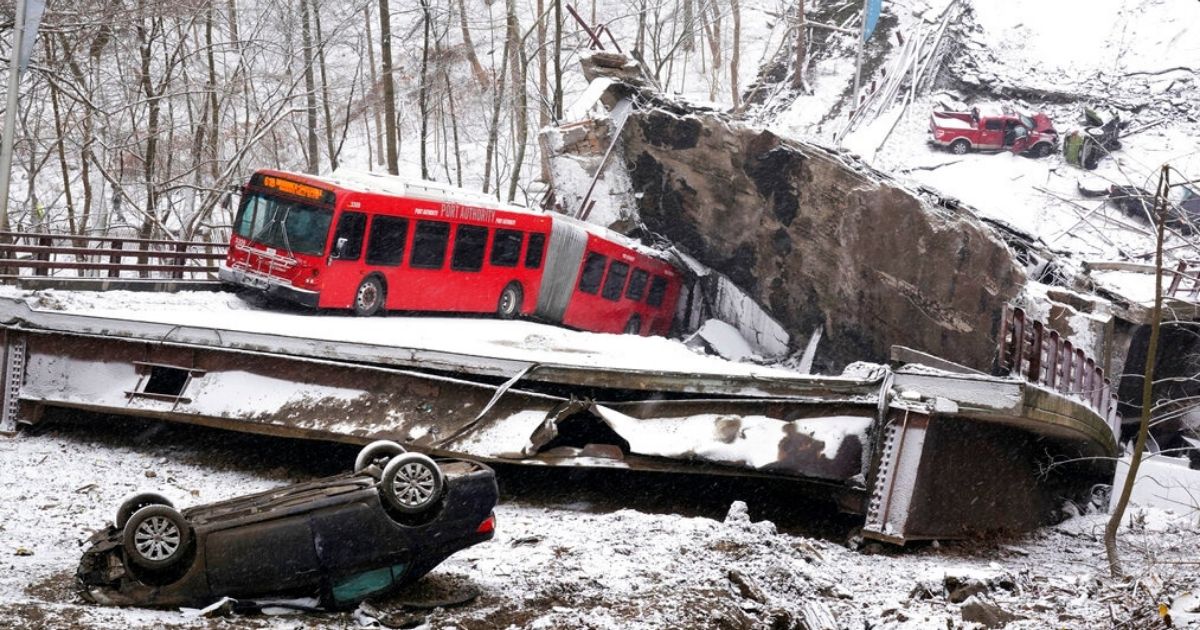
[1166,259,1200,299]
[996,306,1121,439]
[0,231,227,282]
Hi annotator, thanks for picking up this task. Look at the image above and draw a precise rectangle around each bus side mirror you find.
[332,237,348,258]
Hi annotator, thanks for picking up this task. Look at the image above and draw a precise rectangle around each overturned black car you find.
[77,441,498,610]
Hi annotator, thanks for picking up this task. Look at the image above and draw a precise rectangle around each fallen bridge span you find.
[0,297,1119,543]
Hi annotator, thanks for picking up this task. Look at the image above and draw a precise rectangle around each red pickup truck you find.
[929,105,1058,157]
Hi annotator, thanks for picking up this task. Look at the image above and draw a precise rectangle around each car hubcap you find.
[391,463,436,507]
[134,516,180,561]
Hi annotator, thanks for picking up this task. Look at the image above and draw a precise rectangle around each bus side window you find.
[490,229,523,267]
[578,252,606,294]
[365,216,409,266]
[626,268,649,301]
[646,276,669,307]
[332,212,366,260]
[410,220,450,269]
[601,261,630,301]
[525,233,546,269]
[451,224,488,272]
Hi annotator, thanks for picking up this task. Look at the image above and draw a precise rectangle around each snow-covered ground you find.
[771,0,1200,309]
[2,420,1198,629]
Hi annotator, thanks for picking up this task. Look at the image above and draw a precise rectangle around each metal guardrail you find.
[997,306,1121,433]
[0,231,227,280]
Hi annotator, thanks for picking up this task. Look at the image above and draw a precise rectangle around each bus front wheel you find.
[497,283,523,319]
[354,276,385,316]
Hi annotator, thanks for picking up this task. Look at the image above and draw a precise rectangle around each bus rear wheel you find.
[497,283,522,320]
[624,316,642,335]
[354,276,384,316]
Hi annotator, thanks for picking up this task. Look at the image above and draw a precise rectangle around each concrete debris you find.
[544,67,1029,373]
[959,595,1024,628]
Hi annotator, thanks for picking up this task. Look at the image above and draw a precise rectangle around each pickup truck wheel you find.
[950,139,970,155]
[381,453,444,514]
[355,440,406,473]
[123,505,193,571]
[115,492,174,530]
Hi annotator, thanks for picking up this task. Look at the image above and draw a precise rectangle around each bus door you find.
[322,210,368,307]
[447,223,490,311]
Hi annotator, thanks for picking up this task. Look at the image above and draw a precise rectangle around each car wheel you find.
[1032,143,1052,158]
[950,139,970,155]
[355,439,407,473]
[624,315,642,335]
[497,283,522,319]
[115,492,174,530]
[122,505,193,571]
[380,453,445,514]
[353,276,384,316]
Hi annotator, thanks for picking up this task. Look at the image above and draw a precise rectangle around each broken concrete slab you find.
[543,71,1028,373]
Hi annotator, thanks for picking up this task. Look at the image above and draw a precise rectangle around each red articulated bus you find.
[219,169,683,336]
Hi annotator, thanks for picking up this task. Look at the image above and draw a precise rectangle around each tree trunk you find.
[312,0,339,171]
[456,0,489,86]
[419,0,432,180]
[206,0,219,179]
[792,0,806,90]
[300,0,320,173]
[444,70,462,187]
[682,0,694,51]
[553,0,562,119]
[730,0,740,109]
[364,4,384,165]
[482,26,511,195]
[1105,165,1171,578]
[505,0,526,203]
[704,0,721,102]
[378,0,399,174]
[536,0,548,129]
[47,48,77,234]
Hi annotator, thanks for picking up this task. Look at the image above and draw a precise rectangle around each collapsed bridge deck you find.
[0,294,1119,543]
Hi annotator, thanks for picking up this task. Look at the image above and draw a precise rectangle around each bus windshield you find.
[234,192,333,256]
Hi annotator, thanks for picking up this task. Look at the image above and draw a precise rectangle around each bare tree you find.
[730,0,740,109]
[792,0,807,90]
[456,0,489,86]
[418,0,433,180]
[300,0,320,172]
[1105,164,1171,578]
[378,0,399,174]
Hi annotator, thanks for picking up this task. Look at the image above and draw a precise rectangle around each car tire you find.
[115,492,174,530]
[353,276,384,317]
[122,505,193,571]
[624,316,641,335]
[1032,143,1052,158]
[355,439,407,473]
[497,283,522,320]
[950,139,970,155]
[380,453,445,515]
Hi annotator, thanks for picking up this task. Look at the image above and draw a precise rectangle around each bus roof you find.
[254,168,675,266]
[318,168,532,215]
